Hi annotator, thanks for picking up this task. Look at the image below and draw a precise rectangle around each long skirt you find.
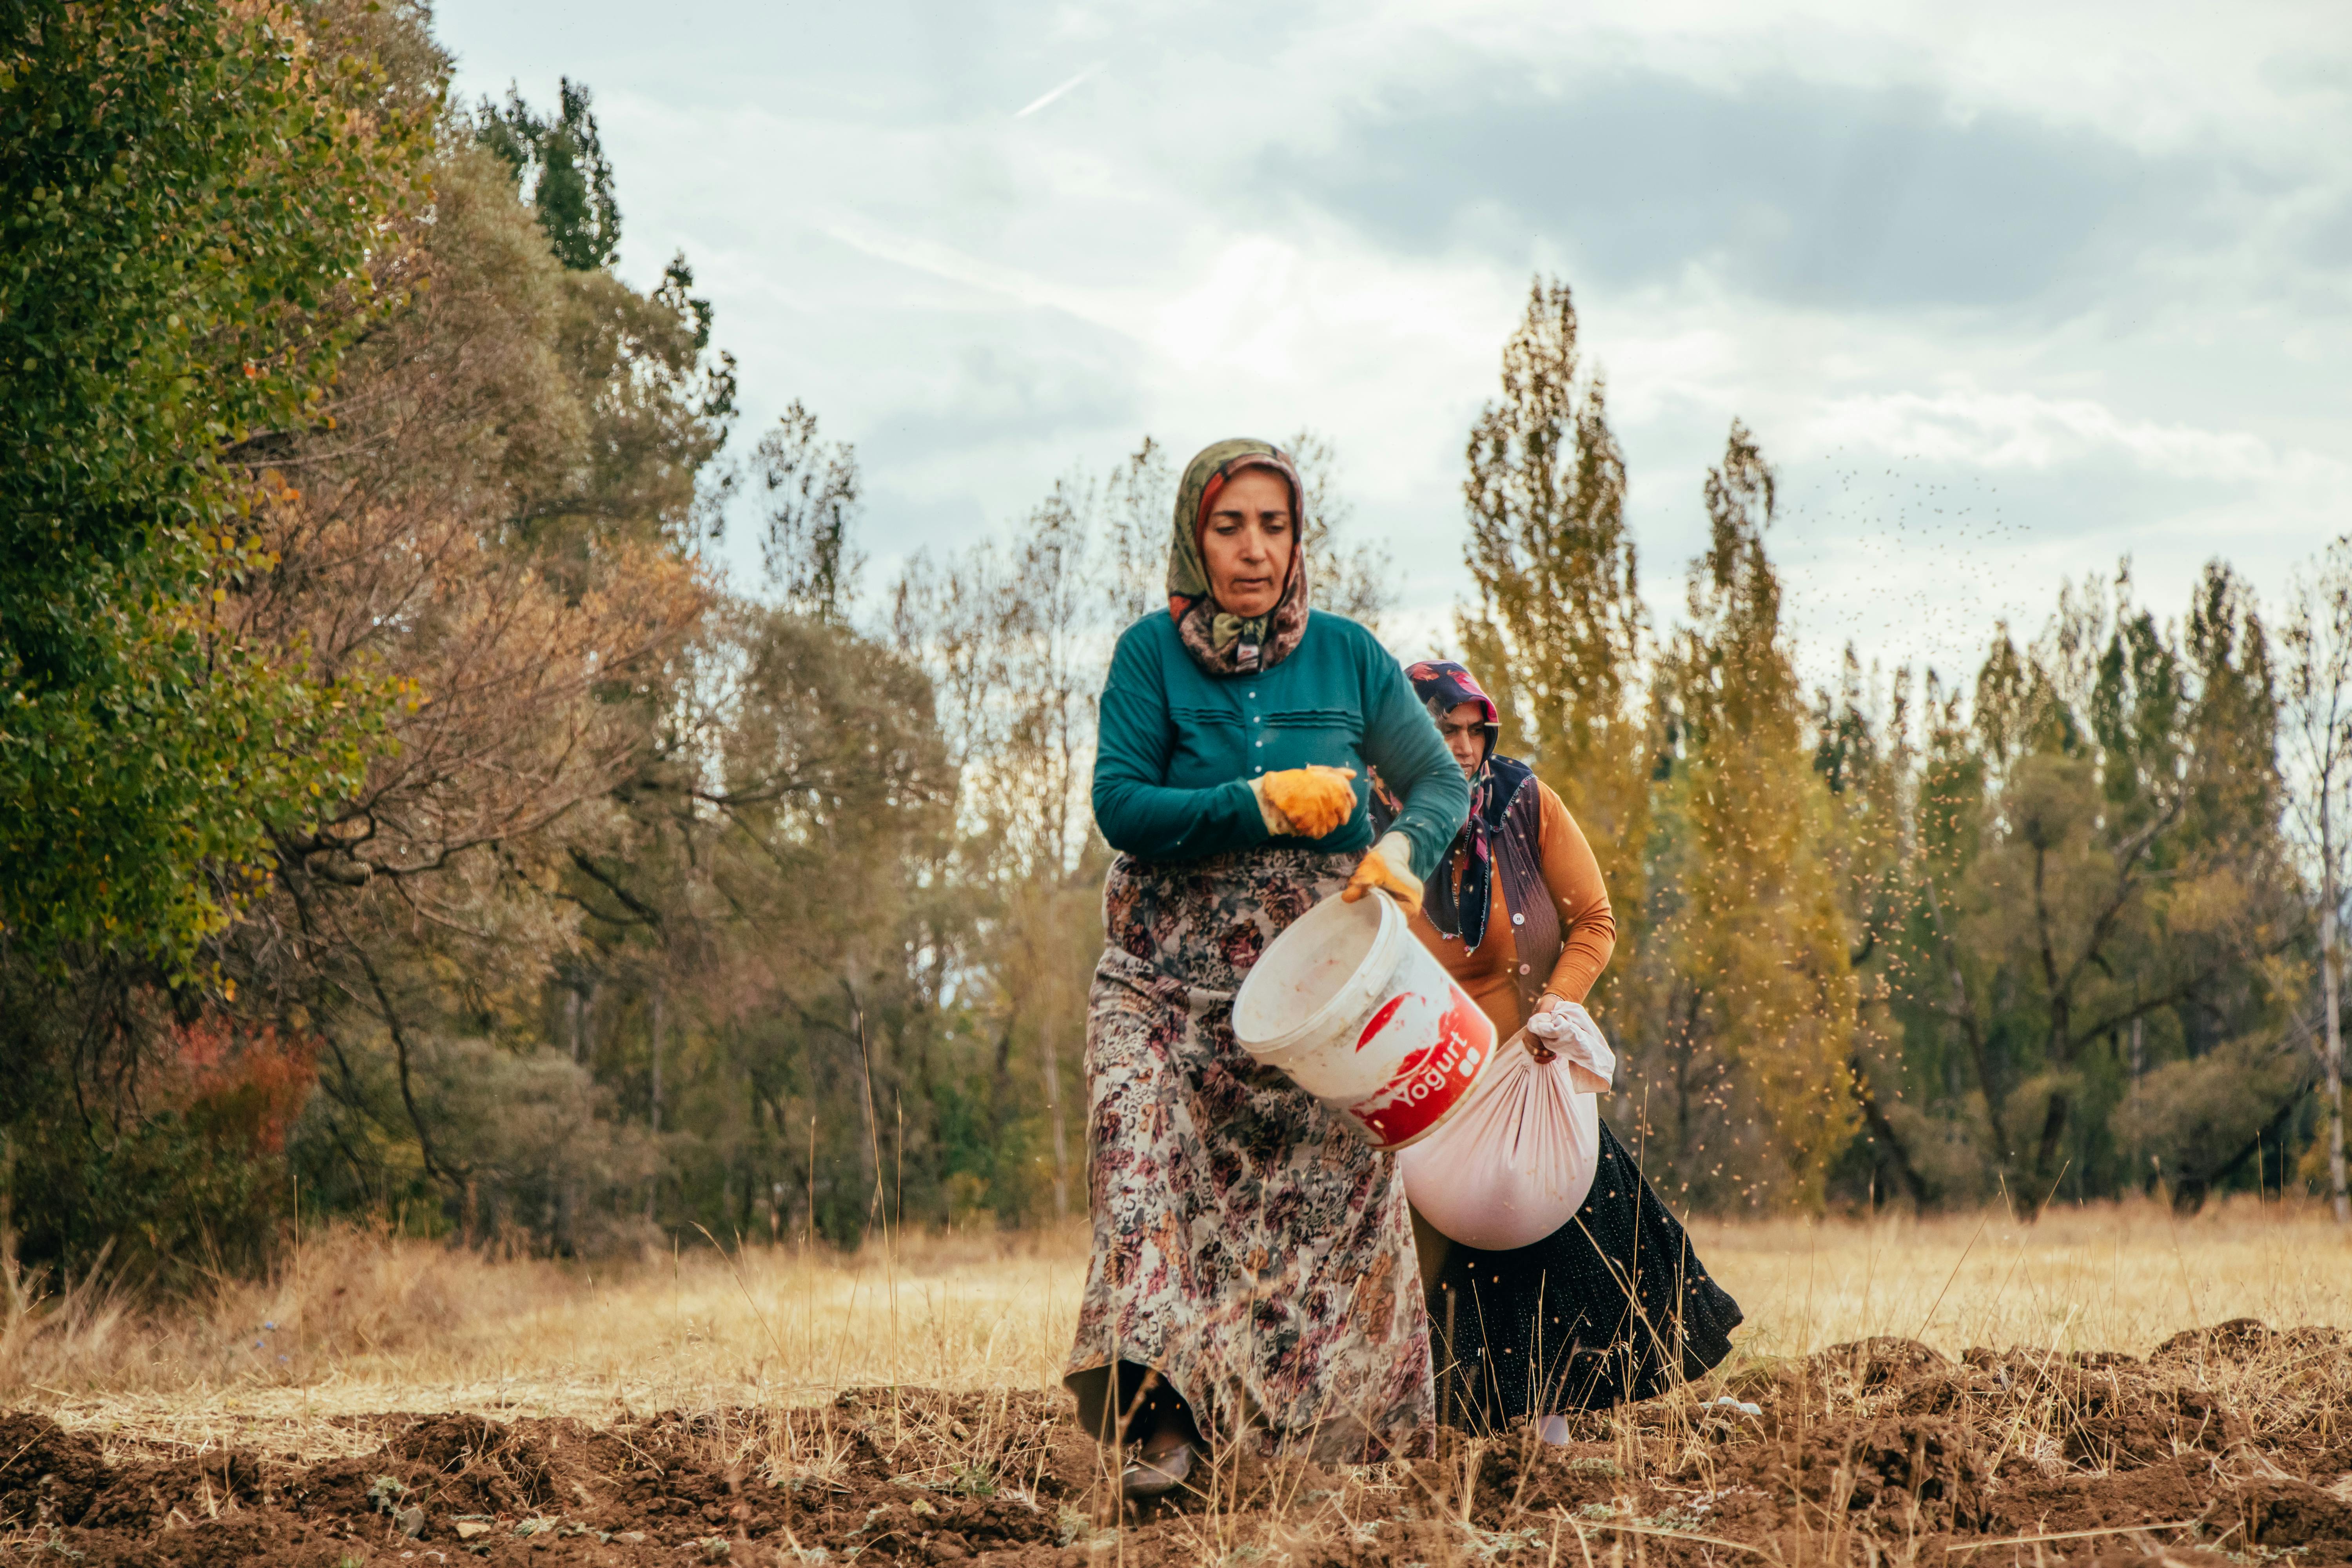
[1063,848,1434,1463]
[1425,1120,1743,1429]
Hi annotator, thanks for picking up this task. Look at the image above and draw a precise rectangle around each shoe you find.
[1121,1439,1196,1498]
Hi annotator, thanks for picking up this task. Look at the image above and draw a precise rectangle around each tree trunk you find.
[1849,1051,1927,1205]
[650,984,665,1134]
[848,982,882,1237]
[1041,1009,1069,1221]
[646,984,665,1224]
[2023,846,2079,1203]
[2325,893,2347,1225]
[2030,1088,2072,1206]
[1925,876,2007,1165]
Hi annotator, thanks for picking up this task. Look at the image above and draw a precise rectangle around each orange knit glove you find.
[1252,766,1357,839]
[1341,832,1423,916]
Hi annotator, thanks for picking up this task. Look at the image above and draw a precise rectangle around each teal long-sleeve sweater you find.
[1092,610,1470,879]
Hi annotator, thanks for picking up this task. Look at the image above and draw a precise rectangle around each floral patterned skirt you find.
[1063,848,1434,1463]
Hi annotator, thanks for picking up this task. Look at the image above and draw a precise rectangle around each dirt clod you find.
[1814,1336,1950,1388]
[2233,1474,2352,1552]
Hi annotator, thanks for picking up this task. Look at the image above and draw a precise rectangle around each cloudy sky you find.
[436,0,2351,684]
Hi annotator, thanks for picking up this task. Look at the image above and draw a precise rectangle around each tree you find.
[752,403,862,619]
[587,600,956,1248]
[219,138,725,1209]
[476,78,621,272]
[1635,423,1859,1208]
[1284,429,1395,635]
[1903,566,2304,1211]
[2284,535,2352,1223]
[1458,278,1650,997]
[0,0,432,969]
[1812,651,1935,1207]
[890,445,1169,1224]
[2,0,747,1272]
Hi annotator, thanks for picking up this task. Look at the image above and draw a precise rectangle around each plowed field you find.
[9,1319,2351,1566]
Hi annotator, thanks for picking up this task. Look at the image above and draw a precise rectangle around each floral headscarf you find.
[1406,659,1527,951]
[1166,438,1312,677]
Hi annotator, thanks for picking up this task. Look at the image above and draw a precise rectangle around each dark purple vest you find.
[1376,758,1564,1025]
[1488,771,1563,1022]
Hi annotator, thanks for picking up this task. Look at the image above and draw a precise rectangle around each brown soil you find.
[9,1321,2352,1566]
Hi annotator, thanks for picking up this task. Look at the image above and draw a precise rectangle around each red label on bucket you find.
[1345,984,1495,1148]
[1354,995,1407,1051]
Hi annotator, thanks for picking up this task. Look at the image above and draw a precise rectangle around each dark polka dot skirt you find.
[1421,1119,1743,1428]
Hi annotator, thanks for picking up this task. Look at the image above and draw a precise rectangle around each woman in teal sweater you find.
[1066,438,1470,1492]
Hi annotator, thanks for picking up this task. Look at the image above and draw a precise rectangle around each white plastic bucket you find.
[1232,891,1498,1151]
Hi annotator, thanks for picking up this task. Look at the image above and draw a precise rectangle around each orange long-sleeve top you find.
[1407,779,1616,1039]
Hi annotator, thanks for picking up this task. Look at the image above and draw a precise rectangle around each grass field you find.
[9,1200,2352,1565]
[7,1196,2348,1448]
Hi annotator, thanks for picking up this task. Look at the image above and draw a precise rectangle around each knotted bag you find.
[1397,1000,1615,1251]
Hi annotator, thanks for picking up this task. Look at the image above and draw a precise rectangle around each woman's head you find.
[1165,439,1313,675]
[1198,466,1294,618]
[1436,703,1488,777]
[1405,661,1500,779]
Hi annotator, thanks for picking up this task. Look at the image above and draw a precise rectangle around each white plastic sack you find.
[1397,1001,1616,1252]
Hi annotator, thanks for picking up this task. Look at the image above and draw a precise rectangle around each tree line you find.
[2,1,2345,1290]
[1463,283,2348,1221]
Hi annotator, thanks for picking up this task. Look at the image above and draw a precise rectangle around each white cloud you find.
[1364,0,2352,160]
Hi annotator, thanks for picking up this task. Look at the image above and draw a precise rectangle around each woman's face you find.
[1437,702,1488,778]
[1200,469,1294,618]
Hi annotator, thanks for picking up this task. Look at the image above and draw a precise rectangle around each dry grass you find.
[9,1201,2352,1565]
[5,1196,2348,1459]
[1688,1196,2352,1361]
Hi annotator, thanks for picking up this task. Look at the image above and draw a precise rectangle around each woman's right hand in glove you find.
[1341,832,1424,916]
[1250,766,1357,839]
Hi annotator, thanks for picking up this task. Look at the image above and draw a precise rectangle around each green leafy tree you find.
[0,0,431,969]
[476,78,621,272]
[1811,650,1935,1206]
[1889,566,2304,1210]
[4,0,741,1273]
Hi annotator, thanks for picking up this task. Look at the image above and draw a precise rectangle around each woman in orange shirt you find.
[1380,661,1741,1439]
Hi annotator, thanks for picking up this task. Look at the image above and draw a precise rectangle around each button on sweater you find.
[1093,610,1470,878]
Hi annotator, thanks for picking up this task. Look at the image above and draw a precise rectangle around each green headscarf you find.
[1166,438,1312,677]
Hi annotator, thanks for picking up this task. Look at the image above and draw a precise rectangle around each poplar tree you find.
[2283,538,2352,1222]
[1646,423,1859,1207]
[1458,278,1651,998]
